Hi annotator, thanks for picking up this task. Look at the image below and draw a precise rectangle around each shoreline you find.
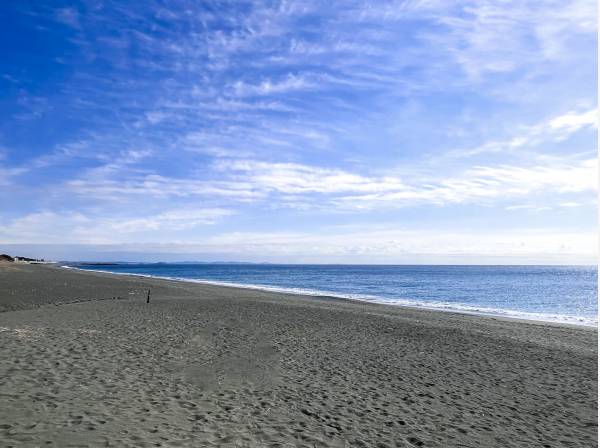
[62,264,598,329]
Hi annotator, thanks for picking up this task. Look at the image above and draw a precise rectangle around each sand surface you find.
[0,264,597,447]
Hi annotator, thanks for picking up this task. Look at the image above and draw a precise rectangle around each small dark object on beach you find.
[146,290,151,304]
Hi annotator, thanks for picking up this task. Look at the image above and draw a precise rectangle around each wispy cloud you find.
[548,109,597,133]
[0,166,28,187]
[422,0,596,79]
[214,159,407,194]
[230,74,318,97]
[55,7,80,29]
[505,204,552,212]
[0,208,234,244]
[1,0,595,261]
[61,155,597,213]
[336,158,597,208]
[67,175,264,202]
[448,109,597,158]
[106,208,234,232]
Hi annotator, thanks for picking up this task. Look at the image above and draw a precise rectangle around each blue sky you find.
[0,0,597,263]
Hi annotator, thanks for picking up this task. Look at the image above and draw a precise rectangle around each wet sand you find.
[0,263,597,447]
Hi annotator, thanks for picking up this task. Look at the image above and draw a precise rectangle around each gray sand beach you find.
[0,263,597,447]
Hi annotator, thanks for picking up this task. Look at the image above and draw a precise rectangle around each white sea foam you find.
[61,265,598,328]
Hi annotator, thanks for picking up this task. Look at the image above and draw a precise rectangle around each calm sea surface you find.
[68,263,598,326]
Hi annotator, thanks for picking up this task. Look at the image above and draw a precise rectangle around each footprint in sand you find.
[182,320,280,391]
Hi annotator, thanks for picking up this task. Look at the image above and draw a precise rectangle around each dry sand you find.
[0,264,597,447]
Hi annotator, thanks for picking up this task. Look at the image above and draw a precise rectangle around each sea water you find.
[67,263,598,327]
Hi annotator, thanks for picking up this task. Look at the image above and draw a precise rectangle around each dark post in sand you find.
[146,289,151,304]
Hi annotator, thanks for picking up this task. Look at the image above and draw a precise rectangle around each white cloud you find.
[0,212,90,243]
[0,208,234,244]
[214,159,407,194]
[214,157,597,208]
[532,0,596,58]
[107,208,234,232]
[425,0,597,79]
[64,156,597,211]
[67,174,264,201]
[230,74,317,97]
[505,204,552,212]
[145,110,170,124]
[55,7,81,29]
[548,109,597,133]
[559,202,584,208]
[82,148,154,179]
[0,165,28,186]
[350,158,596,207]
[450,109,597,158]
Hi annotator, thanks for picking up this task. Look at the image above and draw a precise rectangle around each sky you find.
[0,0,597,263]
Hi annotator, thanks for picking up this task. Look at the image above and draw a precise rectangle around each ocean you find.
[67,263,598,327]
